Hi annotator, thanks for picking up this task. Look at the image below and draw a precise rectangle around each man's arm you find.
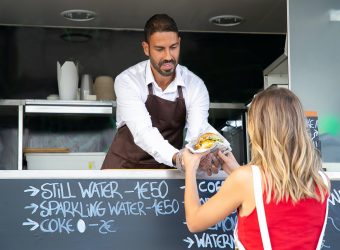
[184,77,227,174]
[185,78,221,142]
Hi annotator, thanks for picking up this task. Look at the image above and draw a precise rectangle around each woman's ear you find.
[142,41,150,57]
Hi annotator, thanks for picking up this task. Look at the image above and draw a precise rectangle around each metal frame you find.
[17,105,23,170]
[25,100,114,114]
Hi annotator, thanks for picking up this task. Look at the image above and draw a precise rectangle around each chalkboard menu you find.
[0,177,339,249]
[306,111,321,151]
[323,180,340,249]
[0,178,236,250]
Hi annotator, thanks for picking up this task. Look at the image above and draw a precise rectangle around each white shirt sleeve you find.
[114,74,178,167]
[184,77,221,142]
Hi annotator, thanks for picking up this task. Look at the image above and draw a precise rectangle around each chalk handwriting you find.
[208,213,237,233]
[328,217,340,232]
[307,118,317,130]
[77,219,86,233]
[134,181,168,200]
[150,199,179,216]
[107,201,146,216]
[24,186,40,196]
[98,220,116,234]
[41,182,76,199]
[78,181,122,199]
[22,218,39,231]
[321,239,330,249]
[40,218,74,234]
[198,181,224,194]
[328,188,340,206]
[192,233,234,249]
[39,200,106,218]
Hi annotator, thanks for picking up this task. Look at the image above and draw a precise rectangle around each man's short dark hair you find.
[144,14,179,42]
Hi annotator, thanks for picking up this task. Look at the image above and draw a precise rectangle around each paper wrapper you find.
[185,133,232,154]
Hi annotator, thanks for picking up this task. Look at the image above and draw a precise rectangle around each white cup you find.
[80,74,93,100]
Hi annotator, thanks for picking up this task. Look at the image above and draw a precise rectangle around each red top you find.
[237,192,328,250]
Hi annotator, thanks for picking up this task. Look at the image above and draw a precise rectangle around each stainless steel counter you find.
[0,99,246,117]
[0,169,339,180]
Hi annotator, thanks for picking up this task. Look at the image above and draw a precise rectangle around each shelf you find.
[24,100,114,115]
[0,100,24,116]
[0,98,247,120]
[263,54,288,75]
[0,99,246,119]
[0,99,25,106]
[209,102,246,120]
[263,54,288,89]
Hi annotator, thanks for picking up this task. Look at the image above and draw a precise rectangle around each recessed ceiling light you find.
[61,9,97,22]
[209,15,243,27]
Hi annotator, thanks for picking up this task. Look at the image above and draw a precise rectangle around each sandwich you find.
[194,132,223,150]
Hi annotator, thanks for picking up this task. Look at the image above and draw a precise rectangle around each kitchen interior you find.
[0,0,291,170]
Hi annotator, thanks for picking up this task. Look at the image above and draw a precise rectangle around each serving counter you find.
[0,169,339,250]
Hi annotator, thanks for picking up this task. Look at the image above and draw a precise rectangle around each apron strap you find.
[147,83,153,95]
[316,171,329,250]
[177,86,183,98]
[148,84,184,99]
[252,165,272,250]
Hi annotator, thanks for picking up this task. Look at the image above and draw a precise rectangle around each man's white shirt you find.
[114,60,218,166]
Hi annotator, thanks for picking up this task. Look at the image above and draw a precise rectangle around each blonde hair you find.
[247,87,328,203]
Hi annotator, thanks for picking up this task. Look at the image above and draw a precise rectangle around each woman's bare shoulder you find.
[231,165,253,178]
[226,165,253,187]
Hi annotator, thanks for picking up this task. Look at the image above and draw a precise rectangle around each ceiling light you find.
[209,15,243,27]
[61,9,97,22]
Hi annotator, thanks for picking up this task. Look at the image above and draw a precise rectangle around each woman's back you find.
[235,165,329,250]
[237,190,328,249]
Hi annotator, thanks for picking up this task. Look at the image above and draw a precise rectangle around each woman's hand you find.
[217,151,240,174]
[182,148,208,174]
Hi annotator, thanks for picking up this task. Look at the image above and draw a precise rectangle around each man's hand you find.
[197,152,220,176]
[174,149,224,176]
[173,150,185,172]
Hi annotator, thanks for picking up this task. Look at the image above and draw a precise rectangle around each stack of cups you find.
[80,74,93,100]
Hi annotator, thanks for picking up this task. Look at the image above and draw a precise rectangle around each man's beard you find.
[150,58,177,77]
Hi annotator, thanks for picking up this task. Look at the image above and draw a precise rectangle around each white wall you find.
[288,0,340,162]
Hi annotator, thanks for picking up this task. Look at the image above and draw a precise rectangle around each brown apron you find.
[101,83,186,169]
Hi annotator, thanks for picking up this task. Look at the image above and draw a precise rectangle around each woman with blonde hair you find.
[183,87,329,249]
